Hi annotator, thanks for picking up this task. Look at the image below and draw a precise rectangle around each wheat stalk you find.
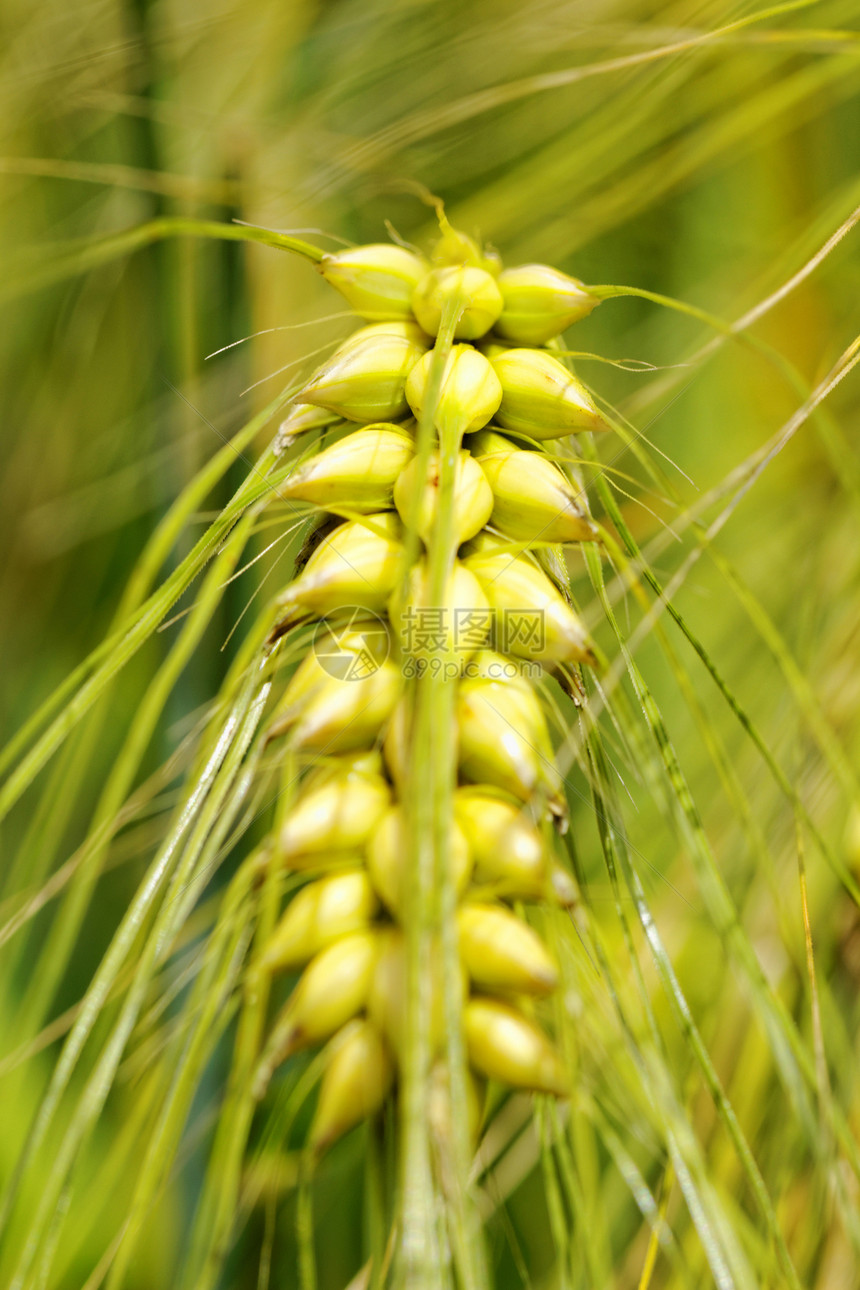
[218,212,620,1286]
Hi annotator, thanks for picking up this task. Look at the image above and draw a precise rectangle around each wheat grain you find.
[257,220,605,1152]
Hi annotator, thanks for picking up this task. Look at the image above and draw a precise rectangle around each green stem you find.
[2,217,324,305]
[180,758,293,1290]
[0,428,290,828]
[397,309,458,1290]
[5,668,271,1282]
[426,383,487,1289]
[399,300,488,1290]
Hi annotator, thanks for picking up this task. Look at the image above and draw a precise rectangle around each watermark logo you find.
[501,609,545,655]
[312,609,390,681]
[399,606,497,655]
[398,605,546,680]
[399,606,546,657]
[403,655,543,681]
[311,605,548,682]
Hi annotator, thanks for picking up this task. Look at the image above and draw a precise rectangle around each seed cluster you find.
[257,223,606,1153]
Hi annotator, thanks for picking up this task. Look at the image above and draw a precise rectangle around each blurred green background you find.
[1,0,859,1286]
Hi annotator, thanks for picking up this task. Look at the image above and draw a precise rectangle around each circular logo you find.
[312,608,390,681]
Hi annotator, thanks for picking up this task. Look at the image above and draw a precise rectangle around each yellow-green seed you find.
[276,771,391,865]
[381,694,411,791]
[456,657,562,809]
[412,265,504,340]
[405,344,502,439]
[319,244,428,320]
[264,930,380,1062]
[458,903,558,995]
[467,431,598,544]
[393,448,493,546]
[275,512,403,622]
[337,320,431,349]
[431,225,485,269]
[462,534,596,665]
[494,263,600,346]
[301,332,427,423]
[289,660,402,754]
[389,557,491,670]
[454,789,548,897]
[309,1020,394,1152]
[427,1060,486,1145]
[463,647,544,690]
[464,998,568,1095]
[301,748,385,788]
[491,347,607,437]
[260,870,379,972]
[280,424,414,513]
[367,804,472,919]
[270,618,391,729]
[276,402,341,451]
